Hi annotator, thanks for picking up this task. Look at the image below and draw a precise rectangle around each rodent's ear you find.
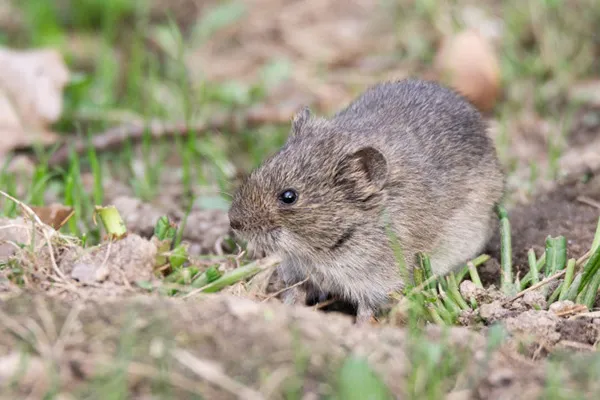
[291,106,311,136]
[334,147,388,202]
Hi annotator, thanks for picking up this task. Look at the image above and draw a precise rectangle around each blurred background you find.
[0,0,599,242]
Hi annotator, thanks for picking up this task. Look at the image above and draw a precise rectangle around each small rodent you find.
[228,78,505,323]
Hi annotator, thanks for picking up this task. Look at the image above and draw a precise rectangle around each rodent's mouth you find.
[240,228,282,257]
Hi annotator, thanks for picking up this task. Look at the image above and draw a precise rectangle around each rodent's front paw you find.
[355,304,377,325]
[281,286,305,306]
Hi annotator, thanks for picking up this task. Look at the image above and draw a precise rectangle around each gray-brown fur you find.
[228,78,505,323]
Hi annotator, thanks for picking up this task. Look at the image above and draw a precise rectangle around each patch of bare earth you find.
[0,293,547,399]
[480,173,599,289]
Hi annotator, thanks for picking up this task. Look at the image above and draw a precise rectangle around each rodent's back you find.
[333,79,502,203]
[334,79,494,167]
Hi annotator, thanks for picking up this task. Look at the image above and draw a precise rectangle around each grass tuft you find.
[497,204,517,296]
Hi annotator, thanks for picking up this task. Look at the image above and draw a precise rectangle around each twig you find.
[313,298,337,310]
[261,277,309,303]
[553,304,588,318]
[577,196,600,210]
[576,250,591,266]
[503,270,567,305]
[571,310,600,319]
[35,107,292,167]
[504,251,591,305]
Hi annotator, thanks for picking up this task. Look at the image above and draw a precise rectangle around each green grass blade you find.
[191,266,222,288]
[64,170,79,235]
[446,274,469,310]
[1,174,17,217]
[548,283,562,304]
[438,284,460,318]
[413,264,425,287]
[95,205,127,238]
[520,252,546,290]
[199,257,279,293]
[467,261,483,288]
[453,254,489,284]
[559,258,576,301]
[427,306,446,325]
[418,253,434,291]
[528,248,539,285]
[564,273,582,302]
[497,205,515,296]
[87,131,104,205]
[577,243,600,295]
[582,269,600,310]
[28,164,51,206]
[591,216,600,255]
[433,298,454,325]
[545,236,567,275]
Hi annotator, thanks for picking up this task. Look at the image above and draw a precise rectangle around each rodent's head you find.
[228,107,388,258]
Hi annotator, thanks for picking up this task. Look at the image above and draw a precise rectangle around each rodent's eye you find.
[278,189,298,205]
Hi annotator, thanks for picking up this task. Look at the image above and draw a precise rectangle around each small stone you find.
[71,261,98,284]
[459,280,479,299]
[479,300,510,323]
[520,290,547,310]
[95,265,110,282]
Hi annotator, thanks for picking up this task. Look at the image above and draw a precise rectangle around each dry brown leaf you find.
[30,204,75,231]
[433,30,501,113]
[0,47,69,155]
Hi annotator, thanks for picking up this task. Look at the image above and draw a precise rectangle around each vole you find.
[228,78,504,323]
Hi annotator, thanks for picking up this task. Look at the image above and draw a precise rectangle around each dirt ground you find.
[0,293,545,400]
[485,172,600,285]
[0,158,598,399]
